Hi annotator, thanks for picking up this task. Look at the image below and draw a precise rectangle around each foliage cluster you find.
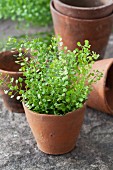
[0,31,53,51]
[4,37,102,115]
[0,0,51,26]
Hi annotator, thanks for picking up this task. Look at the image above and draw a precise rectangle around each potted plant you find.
[2,36,102,155]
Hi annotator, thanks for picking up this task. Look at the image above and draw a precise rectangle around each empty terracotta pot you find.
[23,103,86,155]
[50,1,113,59]
[0,51,24,113]
[87,58,113,114]
[54,0,113,19]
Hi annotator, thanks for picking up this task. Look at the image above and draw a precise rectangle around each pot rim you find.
[55,0,113,11]
[0,50,23,75]
[51,0,113,22]
[23,102,86,118]
[0,69,22,75]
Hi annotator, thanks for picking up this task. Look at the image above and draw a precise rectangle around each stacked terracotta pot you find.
[51,0,113,59]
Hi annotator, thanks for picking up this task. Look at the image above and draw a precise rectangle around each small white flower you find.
[8,37,11,42]
[4,90,8,94]
[60,37,62,41]
[11,95,14,98]
[19,53,22,57]
[59,42,63,47]
[17,96,21,100]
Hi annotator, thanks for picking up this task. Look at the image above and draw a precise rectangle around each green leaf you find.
[77,42,81,47]
[85,40,89,46]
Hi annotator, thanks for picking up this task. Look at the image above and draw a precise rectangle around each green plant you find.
[3,37,102,115]
[0,31,53,51]
[0,0,51,26]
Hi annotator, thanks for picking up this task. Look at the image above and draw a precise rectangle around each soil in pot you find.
[54,0,113,19]
[0,51,25,113]
[87,59,113,114]
[23,103,86,155]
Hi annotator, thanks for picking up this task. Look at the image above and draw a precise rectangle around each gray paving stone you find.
[1,100,113,170]
[0,20,52,40]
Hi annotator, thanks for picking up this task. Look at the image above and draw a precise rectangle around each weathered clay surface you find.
[51,1,113,59]
[54,0,113,19]
[87,58,113,114]
[0,20,113,170]
[23,104,85,155]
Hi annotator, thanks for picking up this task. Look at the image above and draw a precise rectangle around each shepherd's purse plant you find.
[3,36,102,115]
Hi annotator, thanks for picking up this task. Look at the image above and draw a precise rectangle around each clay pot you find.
[0,51,24,113]
[50,1,113,59]
[23,103,86,155]
[87,58,113,114]
[54,0,113,19]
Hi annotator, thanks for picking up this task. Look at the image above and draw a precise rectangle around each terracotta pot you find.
[50,1,113,59]
[54,0,113,19]
[0,51,24,113]
[23,103,85,155]
[87,58,113,114]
